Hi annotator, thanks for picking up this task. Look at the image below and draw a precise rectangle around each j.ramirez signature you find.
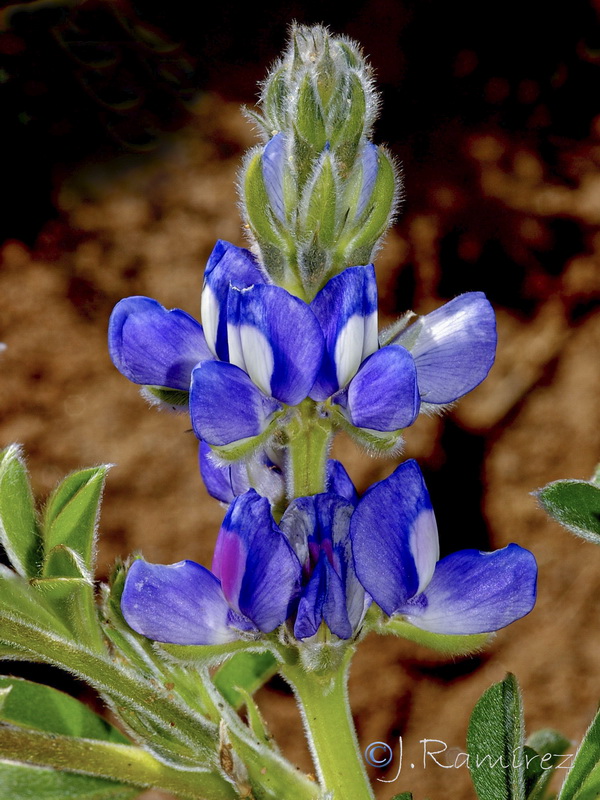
[364,737,574,783]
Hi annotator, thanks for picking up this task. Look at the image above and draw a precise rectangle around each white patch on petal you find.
[361,310,379,360]
[334,314,365,388]
[239,324,274,397]
[227,322,246,372]
[201,284,220,357]
[410,509,440,594]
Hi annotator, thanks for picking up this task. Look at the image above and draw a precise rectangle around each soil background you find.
[1,1,600,798]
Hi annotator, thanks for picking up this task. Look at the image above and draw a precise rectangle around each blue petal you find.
[326,460,358,505]
[108,297,211,390]
[201,241,266,361]
[213,491,301,632]
[262,133,287,222]
[190,361,281,446]
[336,346,419,430]
[351,460,440,615]
[310,266,379,400]
[294,552,353,640]
[227,284,324,405]
[393,292,497,404]
[355,142,379,219]
[399,544,537,634]
[198,441,249,503]
[121,559,237,645]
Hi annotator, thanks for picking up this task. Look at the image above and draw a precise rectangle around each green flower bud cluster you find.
[240,24,400,300]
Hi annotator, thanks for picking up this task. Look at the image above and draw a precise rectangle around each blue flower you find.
[121,460,535,646]
[279,493,370,640]
[351,460,537,634]
[121,490,301,645]
[309,267,497,432]
[109,241,326,450]
[121,483,367,645]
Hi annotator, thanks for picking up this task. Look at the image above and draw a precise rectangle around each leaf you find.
[390,795,413,800]
[0,763,140,800]
[0,444,42,578]
[43,466,110,574]
[213,651,278,710]
[31,574,105,652]
[0,676,129,742]
[0,565,71,638]
[536,480,600,544]
[558,705,600,800]
[467,673,525,800]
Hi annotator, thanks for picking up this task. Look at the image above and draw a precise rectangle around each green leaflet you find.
[213,651,278,710]
[467,674,525,800]
[558,705,600,800]
[0,676,129,741]
[536,477,600,544]
[0,444,43,579]
[42,465,111,574]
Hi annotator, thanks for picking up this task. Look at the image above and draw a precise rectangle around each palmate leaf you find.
[0,676,139,799]
[467,674,525,800]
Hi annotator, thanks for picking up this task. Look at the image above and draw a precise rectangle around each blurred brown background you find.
[1,1,599,798]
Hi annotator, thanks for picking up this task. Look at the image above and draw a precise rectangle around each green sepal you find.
[331,407,404,454]
[242,149,288,283]
[0,675,128,741]
[382,617,492,656]
[158,640,265,667]
[558,705,600,800]
[300,151,338,252]
[213,651,278,710]
[525,729,571,800]
[295,74,327,153]
[536,478,600,543]
[467,673,525,800]
[209,412,285,462]
[338,146,396,266]
[30,575,105,652]
[330,73,366,172]
[43,465,110,573]
[0,444,42,578]
[262,64,288,132]
[390,794,413,800]
[141,385,189,410]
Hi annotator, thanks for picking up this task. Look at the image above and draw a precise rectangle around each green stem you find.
[281,648,375,800]
[287,400,332,498]
[0,725,236,800]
